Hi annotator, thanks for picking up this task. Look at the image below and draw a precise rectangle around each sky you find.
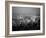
[12,7,40,17]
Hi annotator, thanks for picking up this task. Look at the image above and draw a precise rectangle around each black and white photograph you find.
[12,7,40,31]
[9,3,44,35]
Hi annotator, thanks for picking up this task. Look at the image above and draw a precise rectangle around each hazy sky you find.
[12,7,40,17]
